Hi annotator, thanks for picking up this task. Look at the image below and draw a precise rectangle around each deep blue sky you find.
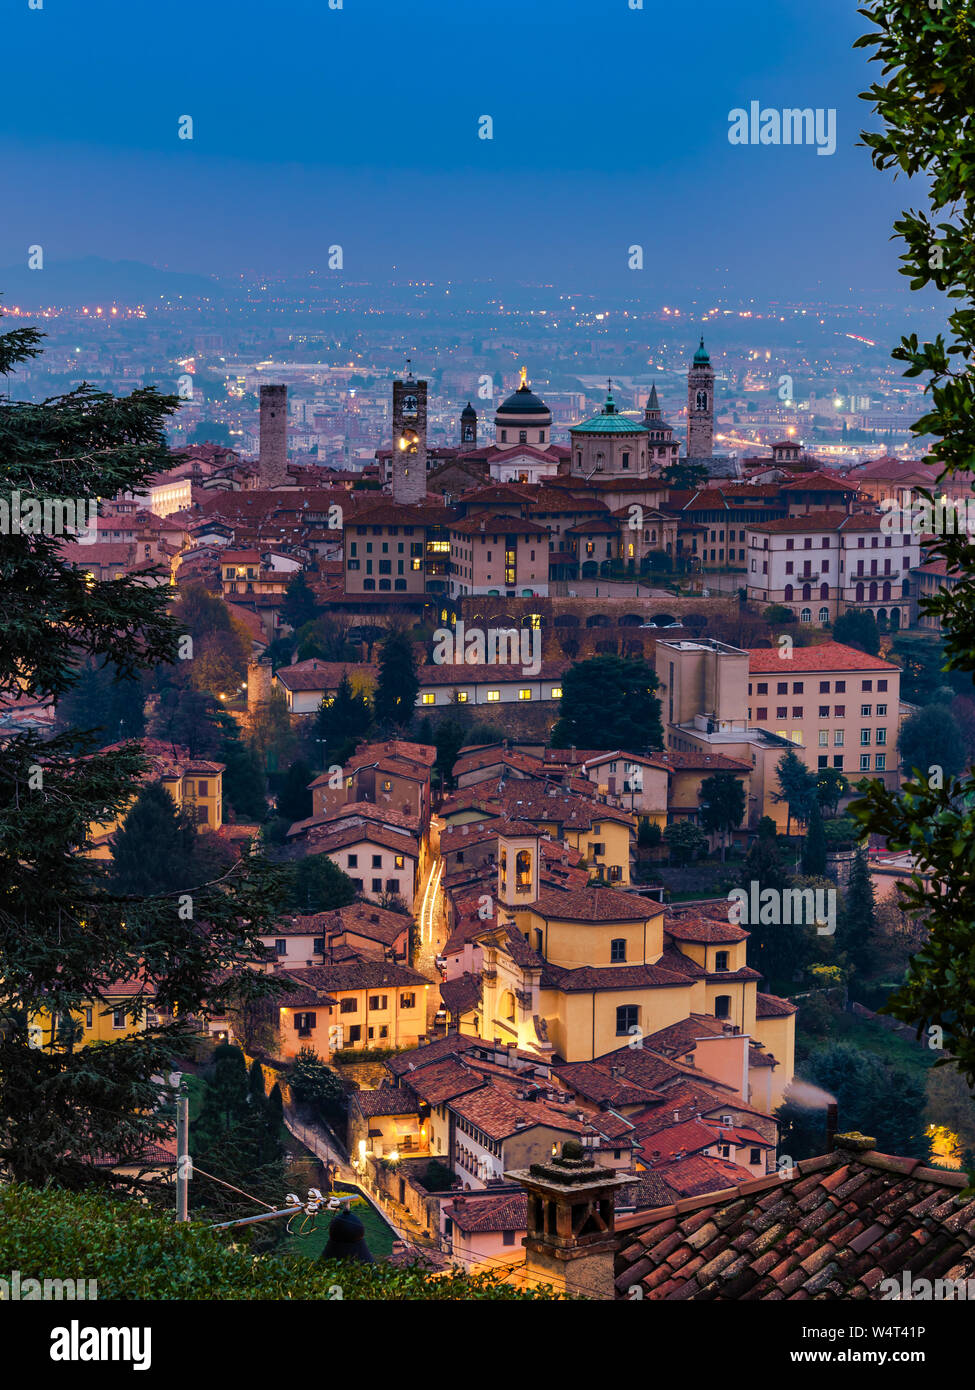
[2,0,912,297]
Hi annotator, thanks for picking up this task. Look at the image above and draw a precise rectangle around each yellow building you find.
[86,739,225,859]
[451,828,795,1110]
[440,783,635,887]
[275,961,431,1061]
[29,979,161,1051]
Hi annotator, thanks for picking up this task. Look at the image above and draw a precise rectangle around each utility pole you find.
[173,1071,190,1222]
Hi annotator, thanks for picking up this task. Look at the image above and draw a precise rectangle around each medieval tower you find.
[258,383,289,487]
[391,365,428,504]
[686,337,715,459]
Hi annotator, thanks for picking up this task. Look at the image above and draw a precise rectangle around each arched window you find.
[802,584,812,601]
[820,583,829,600]
[800,607,812,623]
[819,606,830,624]
[500,991,516,1023]
[856,583,864,602]
[783,584,794,601]
[882,581,891,600]
[515,849,532,893]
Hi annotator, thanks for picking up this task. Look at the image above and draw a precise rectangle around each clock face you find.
[403,394,418,417]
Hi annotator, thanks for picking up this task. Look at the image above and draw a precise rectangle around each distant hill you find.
[0,256,237,307]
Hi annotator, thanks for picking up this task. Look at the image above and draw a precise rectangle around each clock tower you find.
[391,363,427,505]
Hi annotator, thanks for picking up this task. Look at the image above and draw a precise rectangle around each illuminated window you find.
[456,691,468,702]
[519,689,532,701]
[551,686,562,699]
[421,692,435,705]
[486,690,500,702]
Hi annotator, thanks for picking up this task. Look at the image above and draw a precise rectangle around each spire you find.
[646,383,660,416]
[693,337,711,366]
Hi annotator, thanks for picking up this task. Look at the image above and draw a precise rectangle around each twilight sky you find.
[2,0,913,298]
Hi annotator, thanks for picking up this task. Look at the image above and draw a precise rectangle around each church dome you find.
[693,336,711,366]
[571,387,646,435]
[495,370,551,424]
[461,401,477,419]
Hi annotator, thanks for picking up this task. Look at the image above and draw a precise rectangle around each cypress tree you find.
[0,316,289,1191]
[839,848,877,980]
[802,800,827,877]
[374,630,419,729]
[108,783,197,896]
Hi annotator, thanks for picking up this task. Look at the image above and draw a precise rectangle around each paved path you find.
[284,1113,418,1246]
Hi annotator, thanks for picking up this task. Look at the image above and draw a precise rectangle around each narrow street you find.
[412,853,447,1028]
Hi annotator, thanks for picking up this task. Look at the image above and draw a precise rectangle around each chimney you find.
[505,1141,631,1300]
[826,1102,839,1152]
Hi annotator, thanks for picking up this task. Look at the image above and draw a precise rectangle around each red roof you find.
[745,642,899,674]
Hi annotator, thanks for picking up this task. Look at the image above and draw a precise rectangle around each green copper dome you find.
[571,388,646,435]
[693,336,711,366]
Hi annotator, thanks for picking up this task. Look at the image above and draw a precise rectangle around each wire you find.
[190,1165,276,1210]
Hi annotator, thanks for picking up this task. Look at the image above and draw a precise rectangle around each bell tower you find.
[686,337,715,459]
[498,828,539,909]
[391,363,427,504]
[459,402,477,450]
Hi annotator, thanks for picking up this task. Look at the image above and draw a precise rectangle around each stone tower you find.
[391,365,427,505]
[686,337,715,459]
[247,658,272,720]
[259,384,289,487]
[459,401,477,450]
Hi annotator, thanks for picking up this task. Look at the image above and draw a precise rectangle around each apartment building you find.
[745,642,902,785]
[745,512,920,629]
[449,515,550,598]
[343,501,456,598]
[654,637,827,828]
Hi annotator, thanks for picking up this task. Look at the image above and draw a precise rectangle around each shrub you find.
[0,1185,556,1300]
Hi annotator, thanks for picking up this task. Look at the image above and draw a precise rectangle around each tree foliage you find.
[281,571,320,632]
[285,854,357,914]
[550,655,663,752]
[190,1044,285,1225]
[55,657,146,748]
[777,1043,927,1162]
[897,703,964,781]
[849,0,975,1083]
[108,784,198,896]
[374,630,419,728]
[663,820,706,866]
[772,747,817,835]
[0,1185,557,1299]
[832,609,880,657]
[0,317,289,1190]
[315,672,372,768]
[698,772,746,859]
[276,758,314,824]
